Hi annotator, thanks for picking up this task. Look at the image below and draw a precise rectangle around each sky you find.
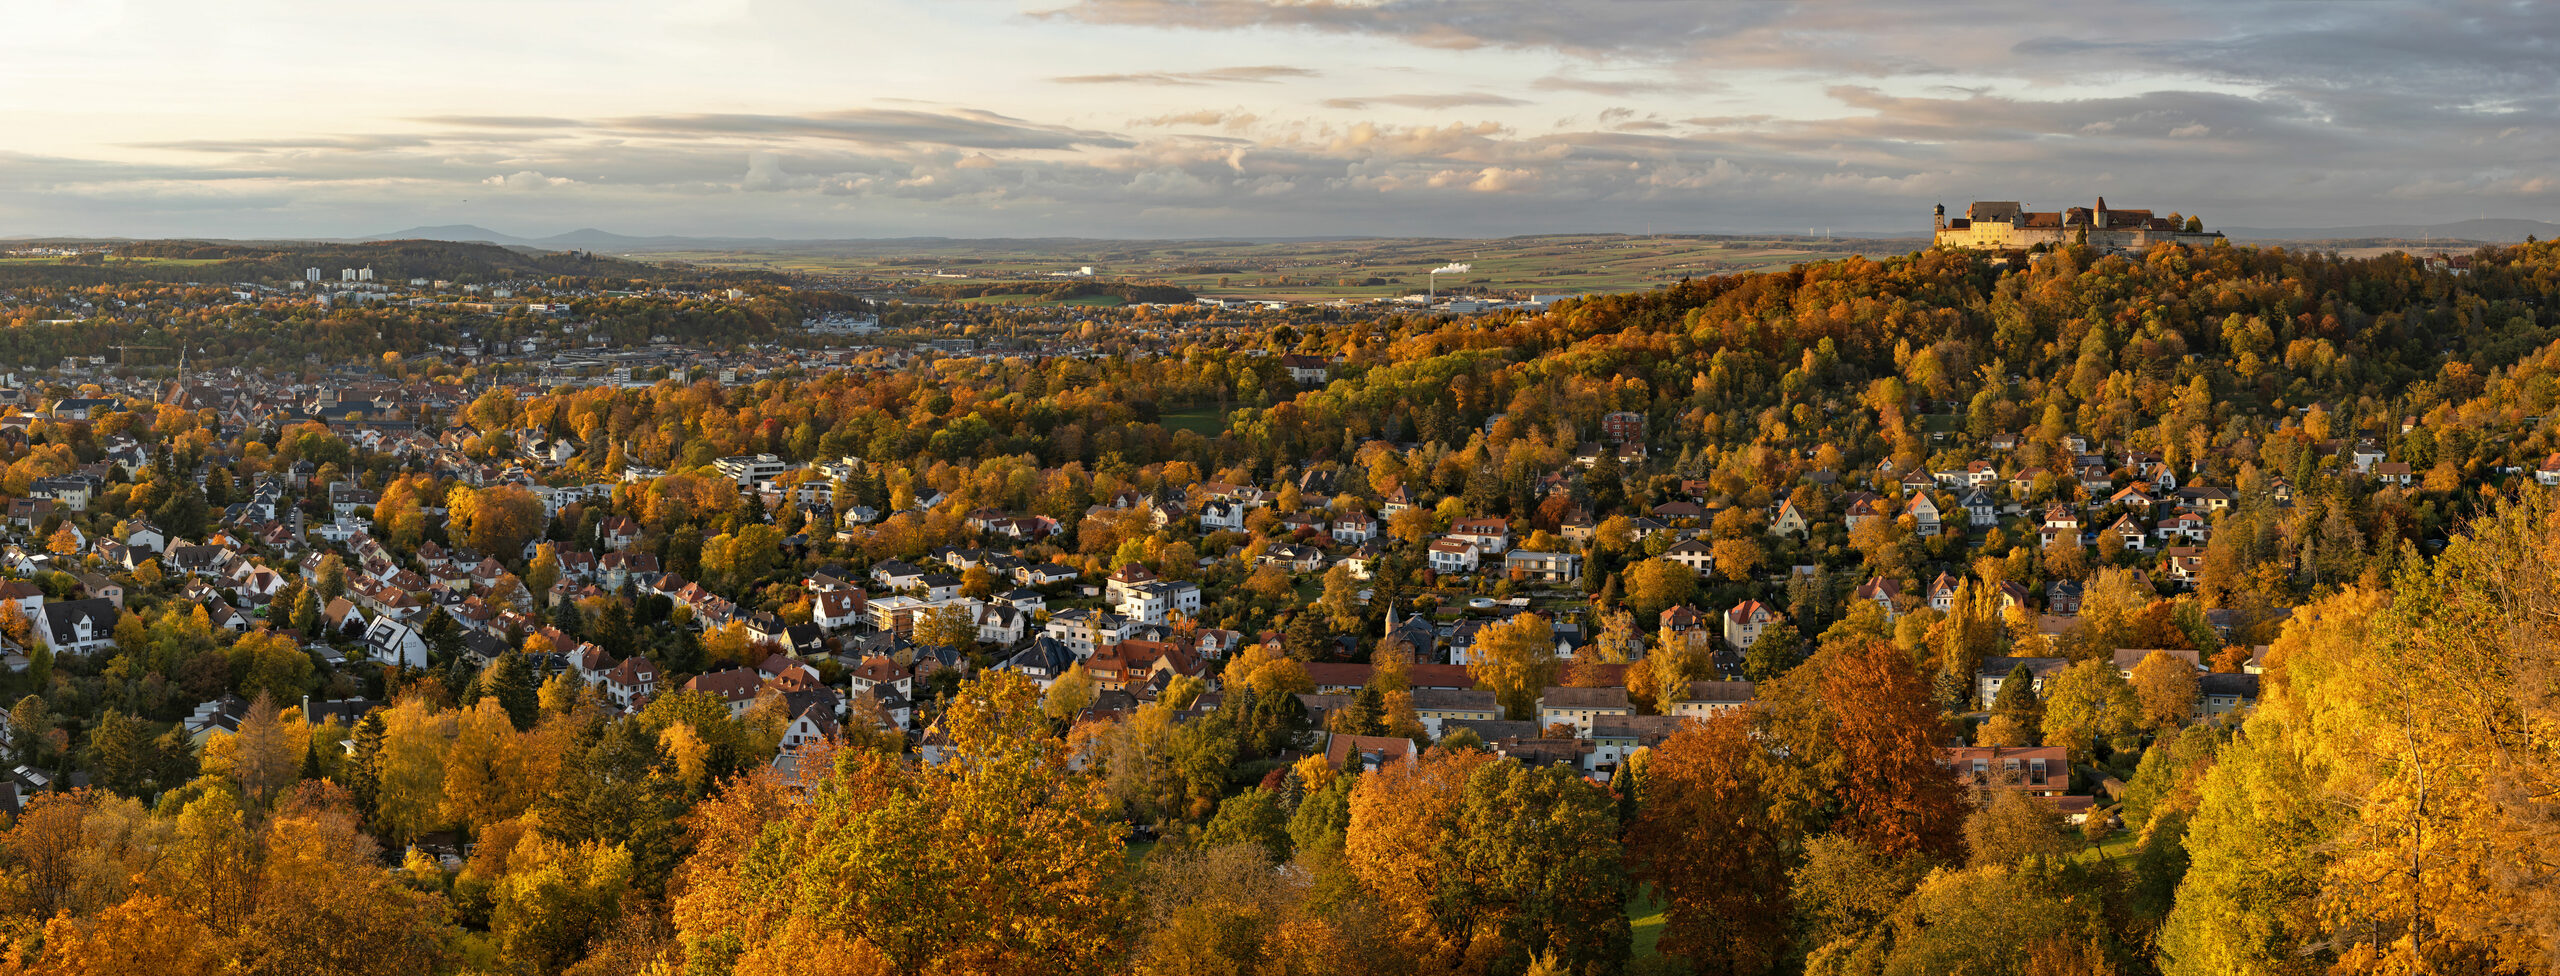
[1,0,2552,240]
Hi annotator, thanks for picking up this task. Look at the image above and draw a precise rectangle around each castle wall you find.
[1935,223,2220,254]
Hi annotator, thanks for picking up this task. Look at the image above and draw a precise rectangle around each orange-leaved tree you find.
[1824,639,1967,860]
[1627,711,1792,973]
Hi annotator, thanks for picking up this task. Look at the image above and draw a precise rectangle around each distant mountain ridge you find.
[333,216,2560,252]
[367,225,808,251]
[2218,217,2560,242]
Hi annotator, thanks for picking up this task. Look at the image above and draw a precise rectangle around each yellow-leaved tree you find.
[669,671,1130,975]
[1468,612,1558,721]
[2165,496,2560,973]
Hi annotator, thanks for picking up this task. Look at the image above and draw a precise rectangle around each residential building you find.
[1426,537,1480,573]
[1536,686,1632,735]
[1663,537,1715,576]
[38,599,118,655]
[1665,680,1757,719]
[1724,600,1776,651]
[361,617,427,669]
[712,453,790,486]
[2200,672,2261,718]
[1944,744,2070,797]
[1601,410,1646,444]
[1410,688,1500,735]
[1503,549,1582,583]
[604,658,660,709]
[1113,579,1202,626]
[1974,656,2069,705]
[1323,733,1415,772]
[1447,517,1511,554]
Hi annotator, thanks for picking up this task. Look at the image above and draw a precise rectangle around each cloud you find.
[409,116,591,129]
[1038,0,1796,57]
[483,170,577,190]
[741,154,795,191]
[1532,75,1693,97]
[1131,110,1257,127]
[1052,64,1315,85]
[597,108,1135,150]
[1323,93,1528,110]
[132,135,434,153]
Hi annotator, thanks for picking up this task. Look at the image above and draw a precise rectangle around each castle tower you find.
[1933,203,1946,232]
[2095,196,2108,228]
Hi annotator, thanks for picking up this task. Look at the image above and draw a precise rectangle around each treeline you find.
[107,240,660,286]
[1,240,793,290]
[0,290,818,368]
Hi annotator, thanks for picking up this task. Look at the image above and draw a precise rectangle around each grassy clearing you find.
[1157,407,1228,437]
[2076,827,2139,865]
[1628,890,1667,960]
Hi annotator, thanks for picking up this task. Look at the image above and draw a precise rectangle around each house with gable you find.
[1724,600,1777,651]
[39,599,119,655]
[361,616,428,668]
[604,658,660,710]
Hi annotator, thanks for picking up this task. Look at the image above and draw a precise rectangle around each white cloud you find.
[482,170,575,190]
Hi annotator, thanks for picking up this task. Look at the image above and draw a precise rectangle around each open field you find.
[645,233,1925,303]
[948,292,1127,307]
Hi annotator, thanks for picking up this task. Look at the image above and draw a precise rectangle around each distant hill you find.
[313,217,2560,255]
[0,238,793,288]
[2221,217,2560,243]
[369,224,536,246]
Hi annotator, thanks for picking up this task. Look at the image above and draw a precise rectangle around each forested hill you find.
[6,239,787,288]
[1241,241,2558,511]
[1193,238,2560,974]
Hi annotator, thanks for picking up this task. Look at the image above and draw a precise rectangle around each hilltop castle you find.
[1933,198,2224,253]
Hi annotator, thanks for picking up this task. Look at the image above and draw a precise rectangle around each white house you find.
[1045,609,1130,659]
[1447,517,1511,554]
[124,521,168,554]
[1331,511,1379,544]
[604,657,660,709]
[1426,537,1481,573]
[1663,537,1716,576]
[361,617,428,669]
[39,599,119,655]
[1113,579,1202,626]
[813,590,865,632]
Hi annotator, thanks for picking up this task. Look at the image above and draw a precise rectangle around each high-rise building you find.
[305,268,321,282]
